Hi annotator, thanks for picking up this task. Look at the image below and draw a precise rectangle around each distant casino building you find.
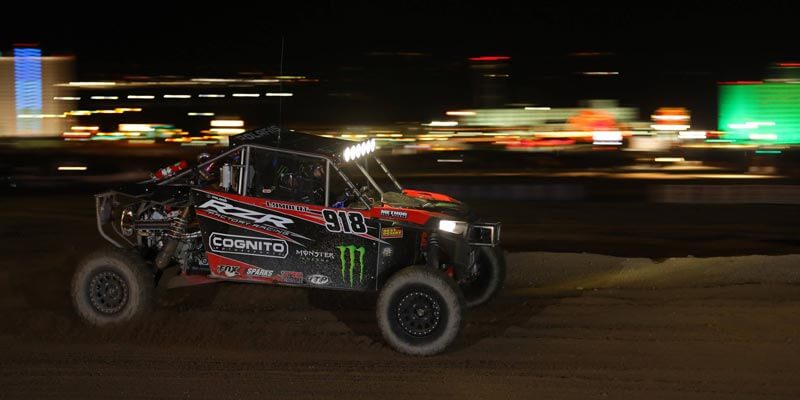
[0,45,74,136]
[719,63,800,145]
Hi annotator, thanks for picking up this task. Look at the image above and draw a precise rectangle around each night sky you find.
[3,1,799,128]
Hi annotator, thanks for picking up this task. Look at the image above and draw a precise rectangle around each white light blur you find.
[199,94,226,98]
[191,78,237,82]
[58,166,87,171]
[524,107,551,111]
[582,71,619,75]
[232,93,260,97]
[651,124,690,131]
[652,115,689,121]
[119,124,154,132]
[749,133,778,140]
[54,96,80,101]
[265,92,293,97]
[68,81,116,86]
[90,96,118,100]
[428,121,459,127]
[446,111,476,116]
[211,120,244,127]
[729,121,775,130]
[164,94,191,99]
[654,157,685,163]
[17,114,65,119]
[62,131,92,137]
[128,95,155,99]
[188,112,215,116]
[678,131,707,140]
[592,131,623,142]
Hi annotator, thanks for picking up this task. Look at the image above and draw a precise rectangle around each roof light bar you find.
[342,138,377,162]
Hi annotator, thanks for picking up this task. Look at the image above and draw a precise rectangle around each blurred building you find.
[0,46,74,137]
[57,75,315,144]
[719,63,800,145]
[469,56,511,108]
[451,99,640,129]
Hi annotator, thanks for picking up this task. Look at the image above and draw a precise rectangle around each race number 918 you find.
[322,209,367,234]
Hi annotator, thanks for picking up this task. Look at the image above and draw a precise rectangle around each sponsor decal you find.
[266,201,312,213]
[380,227,403,239]
[209,233,288,258]
[218,265,240,278]
[322,209,368,234]
[295,249,336,260]
[380,209,408,219]
[337,245,366,286]
[245,267,274,278]
[306,274,330,285]
[280,271,304,284]
[236,126,280,141]
[199,199,293,228]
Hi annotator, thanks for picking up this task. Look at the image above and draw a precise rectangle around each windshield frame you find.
[334,156,404,206]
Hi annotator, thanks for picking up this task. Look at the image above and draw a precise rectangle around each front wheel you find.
[71,248,154,326]
[461,246,506,308]
[377,266,465,356]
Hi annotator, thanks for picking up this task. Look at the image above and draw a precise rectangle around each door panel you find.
[194,189,385,290]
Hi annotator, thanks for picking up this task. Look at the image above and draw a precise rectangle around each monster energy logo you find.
[336,245,365,286]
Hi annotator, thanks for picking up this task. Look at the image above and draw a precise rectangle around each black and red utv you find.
[73,126,504,355]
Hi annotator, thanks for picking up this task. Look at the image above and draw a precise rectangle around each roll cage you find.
[160,143,403,209]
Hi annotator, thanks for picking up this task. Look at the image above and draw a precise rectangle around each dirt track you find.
[1,195,799,399]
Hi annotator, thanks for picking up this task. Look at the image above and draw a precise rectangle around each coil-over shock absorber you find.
[154,207,192,270]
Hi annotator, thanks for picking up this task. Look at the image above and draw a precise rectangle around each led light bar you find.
[342,138,377,162]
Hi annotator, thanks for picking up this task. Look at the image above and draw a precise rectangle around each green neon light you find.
[719,83,800,144]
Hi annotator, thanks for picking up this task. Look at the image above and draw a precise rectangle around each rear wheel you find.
[377,266,465,356]
[461,246,506,308]
[71,248,154,326]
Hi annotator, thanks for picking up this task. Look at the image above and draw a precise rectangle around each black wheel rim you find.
[88,271,129,314]
[396,291,442,337]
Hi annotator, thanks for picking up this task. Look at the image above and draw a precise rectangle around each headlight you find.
[438,219,467,235]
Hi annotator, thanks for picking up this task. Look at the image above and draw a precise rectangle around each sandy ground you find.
[1,195,799,399]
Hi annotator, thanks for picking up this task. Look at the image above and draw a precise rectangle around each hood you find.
[380,190,475,221]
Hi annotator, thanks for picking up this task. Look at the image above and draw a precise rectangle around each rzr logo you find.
[199,199,293,228]
[337,245,366,286]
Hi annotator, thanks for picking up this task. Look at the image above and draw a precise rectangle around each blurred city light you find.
[210,120,244,128]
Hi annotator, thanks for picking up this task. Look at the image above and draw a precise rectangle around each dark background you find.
[4,1,799,129]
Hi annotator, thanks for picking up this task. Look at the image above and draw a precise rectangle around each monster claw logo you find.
[336,245,365,286]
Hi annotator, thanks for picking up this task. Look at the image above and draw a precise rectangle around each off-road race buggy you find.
[72,126,504,355]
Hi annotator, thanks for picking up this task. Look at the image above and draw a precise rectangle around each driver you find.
[269,162,325,205]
